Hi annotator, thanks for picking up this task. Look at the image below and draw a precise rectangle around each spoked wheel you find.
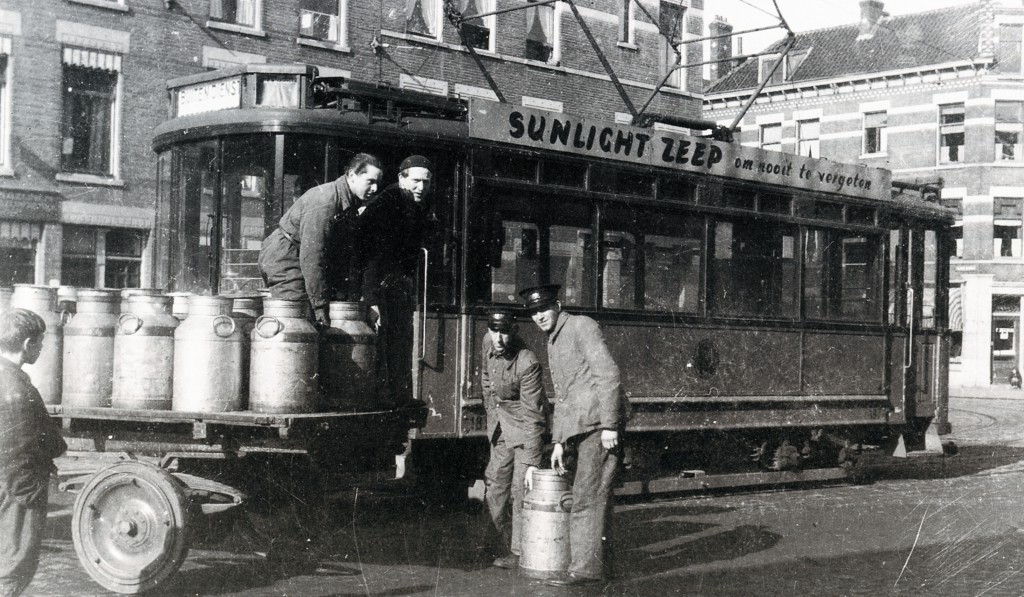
[72,462,191,594]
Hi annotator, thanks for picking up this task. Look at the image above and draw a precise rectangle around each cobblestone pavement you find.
[23,395,1024,596]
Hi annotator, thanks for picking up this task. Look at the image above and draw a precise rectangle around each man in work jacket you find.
[258,152,383,326]
[0,308,67,597]
[480,309,547,569]
[520,284,631,587]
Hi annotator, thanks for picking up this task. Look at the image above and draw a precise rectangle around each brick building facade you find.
[0,0,704,290]
[703,0,1024,387]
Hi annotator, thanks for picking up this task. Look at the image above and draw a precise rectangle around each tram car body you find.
[151,64,952,488]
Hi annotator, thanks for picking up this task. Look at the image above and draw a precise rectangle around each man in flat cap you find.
[520,284,630,587]
[358,155,435,407]
[259,153,383,326]
[480,308,547,569]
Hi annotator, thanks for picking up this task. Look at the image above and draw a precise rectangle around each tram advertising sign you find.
[469,102,890,200]
[175,77,242,117]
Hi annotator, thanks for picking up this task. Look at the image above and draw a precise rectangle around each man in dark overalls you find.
[520,284,631,587]
[480,309,547,569]
[258,153,383,326]
[0,308,67,597]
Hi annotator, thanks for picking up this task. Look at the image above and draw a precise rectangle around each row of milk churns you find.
[0,285,377,414]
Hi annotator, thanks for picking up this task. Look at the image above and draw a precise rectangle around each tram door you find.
[901,227,942,421]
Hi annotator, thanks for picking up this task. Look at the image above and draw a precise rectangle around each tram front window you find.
[712,218,797,318]
[220,136,274,294]
[172,141,218,293]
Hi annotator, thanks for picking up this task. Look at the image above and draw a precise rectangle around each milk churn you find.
[62,289,119,408]
[0,287,12,314]
[167,292,192,320]
[249,299,319,414]
[112,294,178,410]
[520,470,573,579]
[119,288,163,314]
[230,295,261,403]
[57,286,77,315]
[319,301,377,411]
[173,296,245,412]
[11,285,64,405]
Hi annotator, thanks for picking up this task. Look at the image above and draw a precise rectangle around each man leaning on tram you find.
[257,152,384,326]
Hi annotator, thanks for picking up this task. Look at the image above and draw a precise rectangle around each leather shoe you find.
[544,573,603,587]
[492,554,519,569]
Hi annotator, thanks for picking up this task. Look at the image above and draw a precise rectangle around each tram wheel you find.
[71,462,191,594]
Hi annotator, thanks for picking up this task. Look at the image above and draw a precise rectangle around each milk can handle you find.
[118,313,143,335]
[59,309,73,326]
[559,494,574,513]
[254,315,283,339]
[212,315,236,338]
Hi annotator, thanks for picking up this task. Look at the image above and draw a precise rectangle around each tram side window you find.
[602,231,637,309]
[712,218,797,318]
[922,229,939,329]
[803,229,883,322]
[550,225,595,308]
[487,218,594,308]
[888,229,901,325]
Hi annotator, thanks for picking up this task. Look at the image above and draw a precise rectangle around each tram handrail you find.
[904,288,914,370]
[419,247,429,363]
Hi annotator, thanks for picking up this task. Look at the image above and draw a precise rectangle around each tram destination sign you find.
[469,103,890,200]
[176,76,242,117]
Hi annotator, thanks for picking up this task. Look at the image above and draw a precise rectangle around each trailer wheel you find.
[71,462,191,594]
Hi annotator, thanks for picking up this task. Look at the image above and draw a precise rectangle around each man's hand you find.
[313,306,329,327]
[601,429,619,451]
[525,466,537,492]
[368,305,382,332]
[551,443,565,476]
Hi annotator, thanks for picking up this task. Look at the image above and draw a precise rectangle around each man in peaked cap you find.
[480,308,547,569]
[519,284,631,587]
[357,155,435,407]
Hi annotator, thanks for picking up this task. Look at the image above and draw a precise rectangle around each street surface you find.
[24,393,1024,596]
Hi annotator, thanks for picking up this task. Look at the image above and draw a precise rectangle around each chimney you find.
[858,0,886,40]
[709,15,734,81]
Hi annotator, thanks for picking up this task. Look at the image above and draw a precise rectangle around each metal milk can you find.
[520,469,573,579]
[119,288,163,314]
[0,287,12,314]
[319,301,377,411]
[249,299,319,414]
[173,296,245,413]
[112,294,178,410]
[62,289,119,408]
[57,286,77,315]
[11,284,65,405]
[231,295,262,405]
[167,292,192,320]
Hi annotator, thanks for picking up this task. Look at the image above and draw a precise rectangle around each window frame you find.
[524,0,562,65]
[796,118,820,158]
[863,110,888,156]
[59,60,121,179]
[995,100,1024,162]
[61,225,145,289]
[998,23,1023,74]
[209,0,263,31]
[938,103,965,164]
[458,0,496,53]
[618,0,635,45]
[993,197,1023,259]
[659,0,687,90]
[0,46,11,175]
[406,0,444,42]
[760,122,782,152]
[298,0,348,47]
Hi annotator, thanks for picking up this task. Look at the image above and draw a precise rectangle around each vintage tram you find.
[42,62,951,593]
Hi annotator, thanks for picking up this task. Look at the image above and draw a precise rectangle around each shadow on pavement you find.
[861,444,1024,482]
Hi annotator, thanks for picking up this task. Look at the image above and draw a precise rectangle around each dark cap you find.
[399,155,433,173]
[518,284,561,311]
[487,309,516,333]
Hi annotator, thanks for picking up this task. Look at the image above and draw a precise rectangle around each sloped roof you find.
[707,3,985,95]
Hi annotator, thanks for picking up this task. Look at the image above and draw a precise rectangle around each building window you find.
[299,0,347,45]
[525,1,559,63]
[939,103,964,164]
[61,226,145,289]
[406,0,441,40]
[951,223,963,259]
[797,119,819,158]
[759,54,784,86]
[760,123,782,152]
[863,111,887,155]
[803,229,883,322]
[0,221,40,287]
[994,198,1022,258]
[458,0,495,52]
[210,0,260,29]
[786,48,809,79]
[619,0,634,44]
[659,1,685,88]
[995,100,1024,161]
[999,24,1023,74]
[61,49,121,177]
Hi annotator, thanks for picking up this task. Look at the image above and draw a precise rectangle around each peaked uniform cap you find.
[487,309,516,332]
[399,155,434,172]
[518,284,561,310]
